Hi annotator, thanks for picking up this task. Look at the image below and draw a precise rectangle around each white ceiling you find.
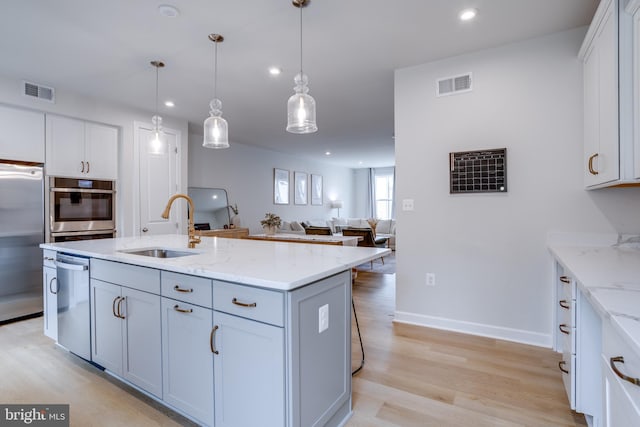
[0,0,598,168]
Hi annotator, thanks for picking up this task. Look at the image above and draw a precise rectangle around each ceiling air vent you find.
[437,73,472,97]
[23,81,55,103]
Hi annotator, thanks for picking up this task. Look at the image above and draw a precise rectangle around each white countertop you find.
[549,241,640,358]
[40,234,391,291]
[247,233,360,246]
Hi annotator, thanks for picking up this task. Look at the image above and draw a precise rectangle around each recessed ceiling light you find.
[269,67,282,76]
[358,161,363,165]
[164,100,175,107]
[459,8,478,21]
[158,4,180,17]
[325,151,331,156]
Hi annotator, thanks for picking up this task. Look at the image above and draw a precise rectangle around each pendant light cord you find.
[213,39,218,100]
[155,64,159,131]
[299,2,303,76]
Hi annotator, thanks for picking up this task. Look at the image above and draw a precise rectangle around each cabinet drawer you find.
[91,259,160,294]
[603,318,640,405]
[213,282,284,327]
[43,249,56,268]
[558,298,575,329]
[161,271,212,308]
[560,351,576,409]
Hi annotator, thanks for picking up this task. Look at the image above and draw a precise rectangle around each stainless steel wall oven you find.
[49,177,116,242]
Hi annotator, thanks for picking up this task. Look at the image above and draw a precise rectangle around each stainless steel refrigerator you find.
[0,161,44,323]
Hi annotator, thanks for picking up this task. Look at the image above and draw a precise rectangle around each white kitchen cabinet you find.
[42,250,57,340]
[628,0,640,179]
[580,0,637,188]
[45,114,117,180]
[601,318,640,426]
[212,311,285,427]
[555,267,576,408]
[0,104,45,163]
[161,298,214,426]
[90,260,162,398]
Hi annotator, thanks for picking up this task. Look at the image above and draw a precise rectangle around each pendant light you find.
[286,0,317,134]
[150,60,165,154]
[203,33,229,149]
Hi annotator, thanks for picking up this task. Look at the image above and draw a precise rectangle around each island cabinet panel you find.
[212,310,285,427]
[213,281,284,326]
[161,298,214,427]
[42,250,57,341]
[288,271,352,427]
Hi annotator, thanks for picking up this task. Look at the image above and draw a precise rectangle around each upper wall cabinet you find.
[580,0,637,188]
[628,0,640,180]
[0,104,45,163]
[45,114,118,180]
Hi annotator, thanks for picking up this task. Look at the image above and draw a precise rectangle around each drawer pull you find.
[588,153,599,175]
[210,325,219,354]
[610,356,640,386]
[559,324,570,335]
[232,298,257,308]
[173,285,194,293]
[558,360,569,374]
[49,277,58,295]
[117,296,126,319]
[559,300,570,309]
[173,304,193,314]
[559,276,571,284]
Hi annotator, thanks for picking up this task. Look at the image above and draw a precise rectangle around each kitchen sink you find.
[119,248,197,258]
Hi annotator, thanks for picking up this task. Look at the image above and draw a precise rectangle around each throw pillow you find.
[280,221,290,231]
[290,221,305,231]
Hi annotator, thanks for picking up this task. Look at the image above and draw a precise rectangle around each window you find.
[373,169,394,220]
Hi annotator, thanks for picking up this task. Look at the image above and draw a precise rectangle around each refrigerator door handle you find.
[55,261,88,271]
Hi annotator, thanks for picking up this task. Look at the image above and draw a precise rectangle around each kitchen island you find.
[41,234,391,427]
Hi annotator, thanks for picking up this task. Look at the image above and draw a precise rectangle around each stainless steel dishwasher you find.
[56,253,91,360]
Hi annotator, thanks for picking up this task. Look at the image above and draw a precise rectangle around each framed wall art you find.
[311,174,323,205]
[294,171,308,205]
[274,168,289,204]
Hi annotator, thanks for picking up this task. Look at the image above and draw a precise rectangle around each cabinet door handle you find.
[117,296,126,319]
[559,300,570,309]
[173,285,193,293]
[588,153,599,175]
[559,324,571,335]
[558,360,569,374]
[559,276,571,284]
[86,161,90,174]
[610,356,640,386]
[81,161,85,173]
[173,304,193,313]
[232,298,257,308]
[49,277,58,295]
[210,325,219,355]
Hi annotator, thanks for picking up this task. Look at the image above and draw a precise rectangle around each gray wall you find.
[188,132,356,233]
[394,28,640,346]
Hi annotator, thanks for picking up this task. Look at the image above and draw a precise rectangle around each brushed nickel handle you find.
[559,276,571,284]
[173,304,193,313]
[559,300,570,309]
[588,153,599,175]
[81,161,85,173]
[559,360,569,374]
[117,296,126,319]
[610,356,640,386]
[112,296,120,318]
[232,298,257,308]
[49,277,58,295]
[559,324,570,335]
[173,285,193,293]
[86,161,90,174]
[210,325,219,354]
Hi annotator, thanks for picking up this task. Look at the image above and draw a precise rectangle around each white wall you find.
[394,28,640,347]
[0,74,189,237]
[188,131,355,233]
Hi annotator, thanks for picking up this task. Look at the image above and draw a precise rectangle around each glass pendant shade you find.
[149,114,167,154]
[286,73,317,134]
[203,98,229,149]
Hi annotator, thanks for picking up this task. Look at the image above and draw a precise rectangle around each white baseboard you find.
[393,311,552,348]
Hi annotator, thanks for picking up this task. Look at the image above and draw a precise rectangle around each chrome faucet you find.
[161,194,202,248]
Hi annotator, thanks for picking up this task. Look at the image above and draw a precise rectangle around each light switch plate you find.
[319,304,329,333]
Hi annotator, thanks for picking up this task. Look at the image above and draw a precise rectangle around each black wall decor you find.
[449,148,507,194]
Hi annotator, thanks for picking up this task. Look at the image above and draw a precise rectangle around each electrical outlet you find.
[426,273,436,286]
[318,304,329,333]
[402,199,414,211]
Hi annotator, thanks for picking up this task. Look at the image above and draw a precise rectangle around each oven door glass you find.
[51,190,114,232]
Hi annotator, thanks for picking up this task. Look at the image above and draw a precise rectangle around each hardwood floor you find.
[0,271,586,426]
[348,271,587,427]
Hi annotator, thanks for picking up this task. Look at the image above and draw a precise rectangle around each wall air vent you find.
[437,73,472,97]
[23,81,55,103]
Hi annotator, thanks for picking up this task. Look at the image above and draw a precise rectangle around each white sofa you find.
[278,218,396,250]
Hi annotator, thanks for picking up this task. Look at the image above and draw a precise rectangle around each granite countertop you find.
[40,234,391,291]
[549,241,640,358]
